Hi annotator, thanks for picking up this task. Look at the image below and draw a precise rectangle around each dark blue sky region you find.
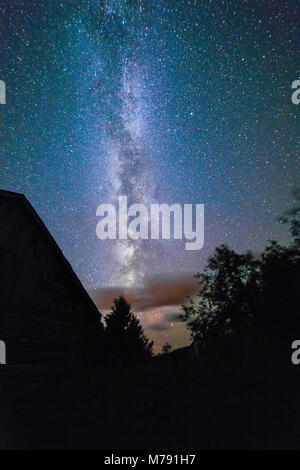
[1,1,299,349]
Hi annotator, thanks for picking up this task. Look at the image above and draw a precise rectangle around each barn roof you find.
[0,189,100,318]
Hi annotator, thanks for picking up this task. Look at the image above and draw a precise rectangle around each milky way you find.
[107,58,156,288]
[1,0,299,350]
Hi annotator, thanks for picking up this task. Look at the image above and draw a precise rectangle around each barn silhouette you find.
[0,189,103,364]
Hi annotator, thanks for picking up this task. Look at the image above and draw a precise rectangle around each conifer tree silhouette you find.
[105,296,153,365]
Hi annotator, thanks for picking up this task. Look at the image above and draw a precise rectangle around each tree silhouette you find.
[278,188,300,247]
[162,342,172,354]
[179,245,258,349]
[105,296,153,366]
[181,188,300,351]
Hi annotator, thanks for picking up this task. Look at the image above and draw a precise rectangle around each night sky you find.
[1,0,299,351]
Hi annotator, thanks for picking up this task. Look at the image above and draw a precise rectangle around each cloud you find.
[89,275,200,313]
[89,276,201,352]
[164,311,183,323]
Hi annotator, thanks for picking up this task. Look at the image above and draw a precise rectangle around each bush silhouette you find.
[162,343,172,354]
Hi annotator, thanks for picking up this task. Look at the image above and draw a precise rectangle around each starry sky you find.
[1,0,299,352]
